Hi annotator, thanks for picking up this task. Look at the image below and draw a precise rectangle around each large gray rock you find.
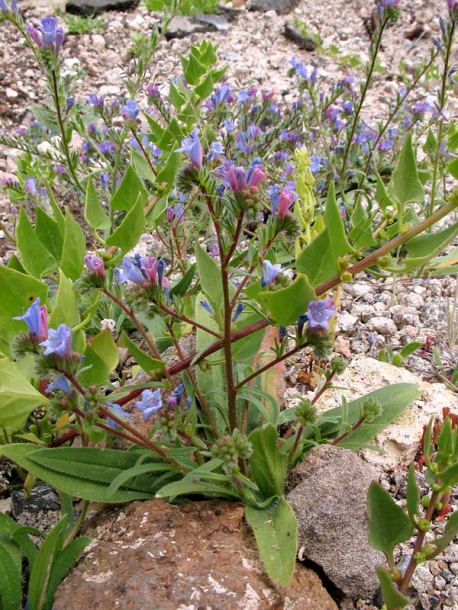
[54,499,338,610]
[246,0,300,14]
[65,0,139,16]
[286,444,384,599]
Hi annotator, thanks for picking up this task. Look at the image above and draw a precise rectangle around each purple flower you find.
[85,255,105,278]
[175,129,202,169]
[114,257,144,285]
[135,388,162,421]
[25,177,37,196]
[261,261,283,287]
[121,100,139,121]
[380,0,400,6]
[13,297,48,341]
[146,84,160,97]
[217,160,266,192]
[87,94,104,107]
[40,324,72,357]
[307,299,335,331]
[448,0,458,11]
[277,188,295,216]
[28,17,64,53]
[98,141,113,155]
[0,0,17,11]
[106,402,131,429]
[45,376,72,395]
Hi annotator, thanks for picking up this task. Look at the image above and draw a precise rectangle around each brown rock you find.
[54,499,338,610]
[286,445,384,599]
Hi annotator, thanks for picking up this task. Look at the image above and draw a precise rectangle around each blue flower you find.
[135,388,162,421]
[40,324,72,357]
[232,303,245,322]
[45,376,72,395]
[307,299,335,331]
[121,100,139,121]
[200,300,215,316]
[261,261,282,287]
[114,257,144,284]
[0,0,18,12]
[25,177,37,196]
[27,17,64,53]
[175,129,202,169]
[13,297,48,341]
[106,402,131,429]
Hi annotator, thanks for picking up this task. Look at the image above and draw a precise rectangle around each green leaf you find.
[170,263,196,298]
[388,132,424,206]
[324,181,354,258]
[155,152,181,189]
[249,424,286,498]
[110,165,148,211]
[0,538,22,610]
[45,535,91,608]
[131,148,156,184]
[374,173,394,210]
[46,185,66,235]
[258,275,316,327]
[84,176,110,231]
[406,462,420,522]
[119,332,164,375]
[245,497,297,588]
[0,360,49,430]
[448,157,458,180]
[35,207,64,261]
[426,511,458,557]
[17,207,57,278]
[399,342,422,359]
[89,328,119,373]
[156,476,241,501]
[107,462,175,498]
[0,445,155,503]
[48,270,80,329]
[60,209,86,280]
[296,229,336,285]
[368,482,413,562]
[348,199,376,248]
[105,198,145,254]
[405,222,458,266]
[195,242,223,314]
[375,566,411,609]
[3,267,48,351]
[27,517,67,610]
[324,383,420,449]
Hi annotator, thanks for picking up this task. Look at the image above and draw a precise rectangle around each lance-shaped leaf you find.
[258,275,316,327]
[388,132,424,206]
[105,198,145,255]
[35,207,64,261]
[60,209,86,280]
[85,176,110,230]
[368,481,413,563]
[120,331,165,375]
[245,498,297,588]
[16,207,57,278]
[195,242,223,315]
[375,566,411,610]
[110,165,148,211]
[249,424,286,499]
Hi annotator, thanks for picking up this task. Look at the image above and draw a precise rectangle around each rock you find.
[165,15,211,40]
[366,316,397,336]
[12,483,60,517]
[54,499,338,610]
[194,13,231,32]
[247,0,300,14]
[336,311,358,334]
[65,0,139,16]
[319,357,458,467]
[283,23,317,51]
[343,283,374,298]
[286,445,383,599]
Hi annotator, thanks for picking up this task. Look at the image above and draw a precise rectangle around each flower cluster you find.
[27,17,64,54]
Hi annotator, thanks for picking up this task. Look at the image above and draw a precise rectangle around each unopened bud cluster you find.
[211,429,253,473]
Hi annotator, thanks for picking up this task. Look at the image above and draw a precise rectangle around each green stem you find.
[103,288,174,386]
[63,499,89,548]
[51,70,83,193]
[340,17,389,182]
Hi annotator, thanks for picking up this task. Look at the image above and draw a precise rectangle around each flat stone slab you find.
[65,0,139,16]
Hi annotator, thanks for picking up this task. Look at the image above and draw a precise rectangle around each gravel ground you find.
[1,0,458,608]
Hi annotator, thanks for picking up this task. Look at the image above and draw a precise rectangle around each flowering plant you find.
[1,2,458,606]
